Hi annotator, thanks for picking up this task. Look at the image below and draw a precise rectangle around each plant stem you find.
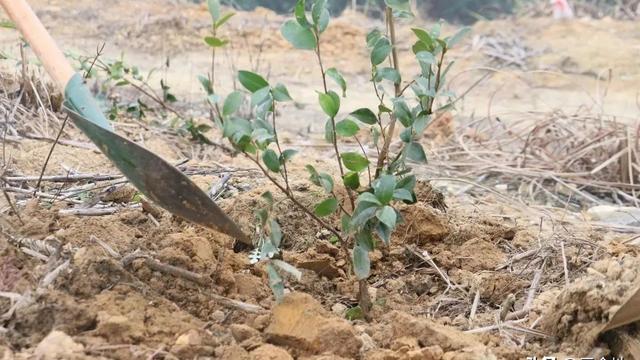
[248,154,344,243]
[427,49,447,115]
[271,101,290,192]
[374,7,401,178]
[315,30,356,210]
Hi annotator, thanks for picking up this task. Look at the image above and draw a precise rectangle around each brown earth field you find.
[2,1,640,359]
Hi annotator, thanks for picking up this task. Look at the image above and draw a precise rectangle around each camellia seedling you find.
[209,0,468,318]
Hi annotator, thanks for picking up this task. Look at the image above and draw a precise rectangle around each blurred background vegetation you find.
[206,0,637,24]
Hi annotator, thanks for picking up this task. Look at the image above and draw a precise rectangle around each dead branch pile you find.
[423,110,640,211]
[471,33,543,69]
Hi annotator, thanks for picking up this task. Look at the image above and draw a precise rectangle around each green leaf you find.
[281,19,317,50]
[311,0,329,32]
[238,70,269,93]
[416,51,436,65]
[393,188,414,201]
[341,152,369,172]
[351,207,377,228]
[318,91,340,118]
[371,38,392,66]
[385,0,411,11]
[207,0,221,21]
[223,91,243,116]
[295,0,311,28]
[272,259,302,280]
[306,165,320,183]
[335,119,359,137]
[272,83,293,102]
[251,86,272,107]
[0,20,15,29]
[214,12,235,29]
[252,128,274,145]
[270,219,283,247]
[266,264,285,303]
[374,67,401,84]
[315,197,338,217]
[350,108,377,125]
[374,174,396,204]
[198,75,213,95]
[204,36,229,48]
[345,306,364,320]
[376,206,397,229]
[376,222,392,245]
[358,192,381,206]
[406,142,427,162]
[396,175,416,191]
[326,68,347,97]
[343,171,360,190]
[355,230,375,251]
[318,173,334,193]
[393,100,413,127]
[412,28,434,49]
[261,191,274,206]
[366,29,382,48]
[281,149,298,162]
[447,27,471,48]
[353,245,370,280]
[324,119,335,143]
[262,149,281,172]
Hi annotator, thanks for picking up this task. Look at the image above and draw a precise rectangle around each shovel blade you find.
[63,105,251,245]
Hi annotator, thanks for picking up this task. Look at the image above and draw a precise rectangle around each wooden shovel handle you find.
[0,0,75,90]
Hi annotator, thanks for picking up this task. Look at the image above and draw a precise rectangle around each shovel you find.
[0,0,251,246]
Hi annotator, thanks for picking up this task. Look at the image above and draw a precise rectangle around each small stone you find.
[231,324,261,343]
[250,344,293,360]
[211,310,226,323]
[253,314,271,331]
[316,241,340,256]
[175,329,203,346]
[331,303,348,316]
[35,330,84,360]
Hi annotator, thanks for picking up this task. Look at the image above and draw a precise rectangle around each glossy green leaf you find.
[353,245,370,280]
[238,70,269,93]
[262,149,281,172]
[406,142,427,162]
[266,264,285,302]
[350,108,378,125]
[371,38,392,66]
[412,28,434,49]
[341,152,369,172]
[315,197,338,217]
[198,75,213,95]
[393,100,413,127]
[270,219,282,247]
[318,173,334,193]
[207,0,220,21]
[326,68,347,97]
[214,12,235,29]
[393,188,414,202]
[272,83,293,102]
[416,51,436,65]
[355,230,375,251]
[281,19,317,50]
[295,0,311,28]
[358,192,382,206]
[324,119,335,143]
[366,29,382,48]
[319,91,340,118]
[223,91,243,116]
[376,206,397,229]
[350,206,377,228]
[204,36,229,48]
[343,171,360,190]
[281,149,298,162]
[374,174,396,204]
[335,119,359,137]
[374,67,401,84]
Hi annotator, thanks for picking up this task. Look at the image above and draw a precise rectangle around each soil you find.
[2,1,640,359]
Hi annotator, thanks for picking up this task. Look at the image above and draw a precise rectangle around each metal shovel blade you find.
[63,105,251,245]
